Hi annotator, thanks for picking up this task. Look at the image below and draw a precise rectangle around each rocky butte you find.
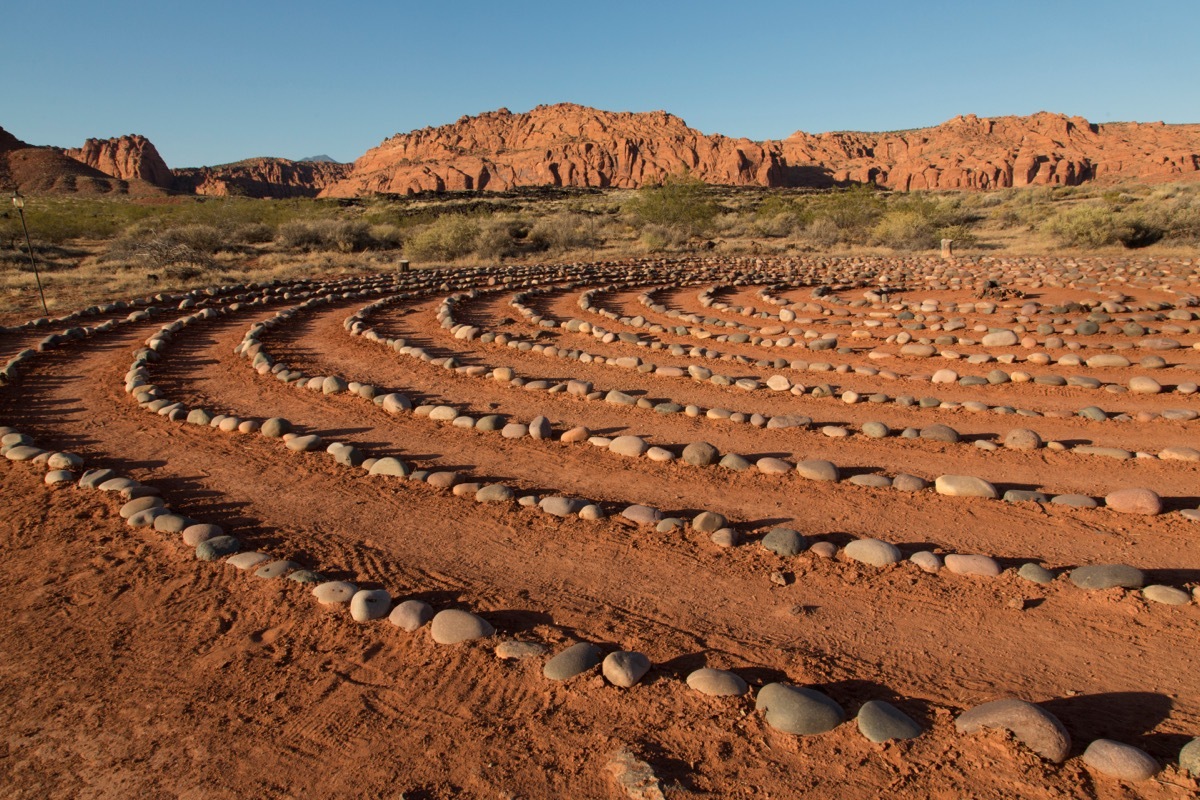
[64,134,174,189]
[320,103,1200,197]
[0,126,164,196]
[171,158,352,198]
[5,104,1200,198]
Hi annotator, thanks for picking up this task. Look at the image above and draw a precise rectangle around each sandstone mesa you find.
[3,102,1199,198]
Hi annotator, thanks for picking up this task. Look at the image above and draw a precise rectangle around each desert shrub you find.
[473,219,524,261]
[404,215,481,262]
[162,224,224,253]
[1044,205,1122,248]
[326,220,371,252]
[801,217,842,248]
[368,223,404,250]
[754,211,800,238]
[1041,203,1161,247]
[277,220,326,250]
[232,222,274,244]
[639,224,690,252]
[528,212,599,252]
[625,173,718,236]
[871,210,938,250]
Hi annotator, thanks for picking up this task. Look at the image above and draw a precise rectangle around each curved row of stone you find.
[3,424,1196,786]
[2,263,1199,786]
[418,284,1200,475]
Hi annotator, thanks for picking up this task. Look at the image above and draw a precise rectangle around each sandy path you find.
[1,263,1197,798]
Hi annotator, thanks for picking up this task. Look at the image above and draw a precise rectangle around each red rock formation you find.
[172,158,352,198]
[320,105,1200,197]
[65,134,173,188]
[782,113,1200,190]
[321,104,783,197]
[0,125,164,197]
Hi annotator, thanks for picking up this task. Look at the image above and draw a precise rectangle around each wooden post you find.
[940,238,954,259]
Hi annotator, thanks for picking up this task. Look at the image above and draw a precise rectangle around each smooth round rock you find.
[795,459,839,482]
[225,551,271,571]
[1104,488,1162,515]
[495,640,550,660]
[1004,428,1042,450]
[1050,493,1099,509]
[195,535,240,561]
[909,551,942,573]
[621,505,664,526]
[389,600,434,631]
[756,683,846,735]
[312,580,358,606]
[686,668,749,697]
[475,483,515,503]
[761,527,807,556]
[350,589,392,622]
[955,698,1071,762]
[710,528,741,547]
[119,495,165,519]
[844,538,902,567]
[892,474,929,492]
[430,609,494,644]
[944,554,1003,578]
[609,435,649,457]
[1142,585,1190,605]
[44,470,75,485]
[602,651,651,688]
[1018,563,1056,585]
[692,511,727,532]
[261,417,291,438]
[1070,564,1145,590]
[182,523,224,546]
[1082,739,1159,781]
[1180,738,1200,777]
[861,421,890,439]
[935,474,999,499]
[368,457,409,477]
[539,496,583,517]
[682,441,720,466]
[543,642,602,681]
[254,559,300,579]
[920,424,960,444]
[856,700,923,742]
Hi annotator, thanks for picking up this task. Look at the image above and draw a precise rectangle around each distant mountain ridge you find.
[3,104,1199,197]
[320,103,1200,196]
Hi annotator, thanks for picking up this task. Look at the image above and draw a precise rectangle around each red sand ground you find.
[0,258,1197,799]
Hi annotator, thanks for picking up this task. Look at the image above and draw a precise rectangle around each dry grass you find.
[3,181,1198,319]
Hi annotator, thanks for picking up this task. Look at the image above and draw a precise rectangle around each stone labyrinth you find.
[2,254,1199,793]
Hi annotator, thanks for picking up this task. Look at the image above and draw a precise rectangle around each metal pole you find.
[13,199,49,315]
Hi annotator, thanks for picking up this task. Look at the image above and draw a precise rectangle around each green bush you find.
[625,173,718,236]
[871,210,938,250]
[639,224,690,252]
[529,212,599,252]
[404,215,481,262]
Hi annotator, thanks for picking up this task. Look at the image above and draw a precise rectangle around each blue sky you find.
[4,1,1197,168]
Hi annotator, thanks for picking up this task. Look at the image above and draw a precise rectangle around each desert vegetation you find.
[1,180,1199,318]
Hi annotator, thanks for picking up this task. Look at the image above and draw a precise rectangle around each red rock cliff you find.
[320,105,1200,196]
[65,134,173,188]
[172,158,352,198]
[321,104,781,197]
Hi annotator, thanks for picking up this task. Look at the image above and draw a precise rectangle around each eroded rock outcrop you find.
[65,134,173,188]
[321,104,783,196]
[173,158,352,198]
[320,104,1200,197]
[0,125,162,196]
